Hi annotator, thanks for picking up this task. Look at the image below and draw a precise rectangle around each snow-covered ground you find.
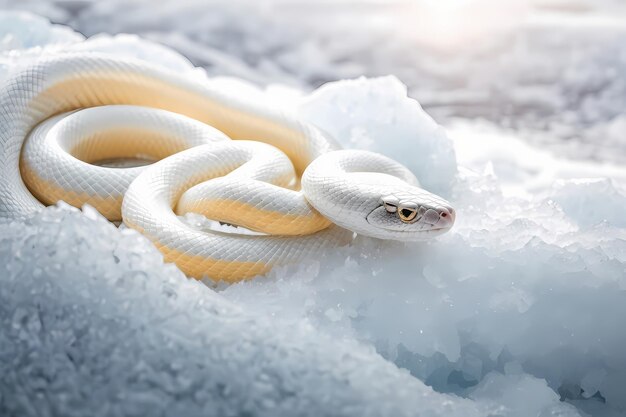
[0,2,625,417]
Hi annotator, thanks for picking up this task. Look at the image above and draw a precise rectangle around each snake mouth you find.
[391,226,452,234]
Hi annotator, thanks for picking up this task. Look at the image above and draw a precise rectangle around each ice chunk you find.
[549,178,626,228]
[469,372,582,417]
[300,76,457,195]
[0,12,81,51]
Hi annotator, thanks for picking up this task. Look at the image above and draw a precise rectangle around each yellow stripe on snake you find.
[0,53,455,281]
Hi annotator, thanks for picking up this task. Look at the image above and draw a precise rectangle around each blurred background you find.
[3,0,625,164]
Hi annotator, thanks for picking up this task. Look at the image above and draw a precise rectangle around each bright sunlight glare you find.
[396,0,530,50]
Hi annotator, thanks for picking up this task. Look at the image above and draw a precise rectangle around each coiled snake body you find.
[0,54,455,281]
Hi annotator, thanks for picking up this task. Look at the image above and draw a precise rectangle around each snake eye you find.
[397,202,418,223]
[381,195,399,213]
[398,208,417,222]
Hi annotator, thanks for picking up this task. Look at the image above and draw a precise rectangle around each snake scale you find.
[0,53,455,281]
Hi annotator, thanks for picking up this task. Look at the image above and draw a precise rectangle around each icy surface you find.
[0,205,491,417]
[0,7,625,417]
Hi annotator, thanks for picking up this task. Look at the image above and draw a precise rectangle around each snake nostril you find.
[439,208,455,222]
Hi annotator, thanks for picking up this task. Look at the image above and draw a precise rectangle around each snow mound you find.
[0,204,488,417]
[0,12,81,51]
[1,11,625,417]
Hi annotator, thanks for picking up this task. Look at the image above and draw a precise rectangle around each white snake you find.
[0,53,455,281]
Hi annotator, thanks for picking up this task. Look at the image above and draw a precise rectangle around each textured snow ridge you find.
[0,205,489,417]
[1,9,625,417]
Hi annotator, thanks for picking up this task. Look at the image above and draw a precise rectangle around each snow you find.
[300,76,457,195]
[4,0,624,163]
[0,204,489,417]
[0,4,625,417]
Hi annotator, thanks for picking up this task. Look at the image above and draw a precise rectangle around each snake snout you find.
[435,207,455,229]
[422,206,455,228]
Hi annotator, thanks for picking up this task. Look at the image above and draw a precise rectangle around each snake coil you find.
[0,53,455,281]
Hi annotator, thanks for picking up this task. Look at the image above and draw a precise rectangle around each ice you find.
[0,12,81,51]
[549,178,626,228]
[0,204,489,417]
[300,76,457,195]
[0,7,625,417]
[469,372,581,417]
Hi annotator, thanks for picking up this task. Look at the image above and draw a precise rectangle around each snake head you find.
[302,149,456,242]
[366,193,456,240]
